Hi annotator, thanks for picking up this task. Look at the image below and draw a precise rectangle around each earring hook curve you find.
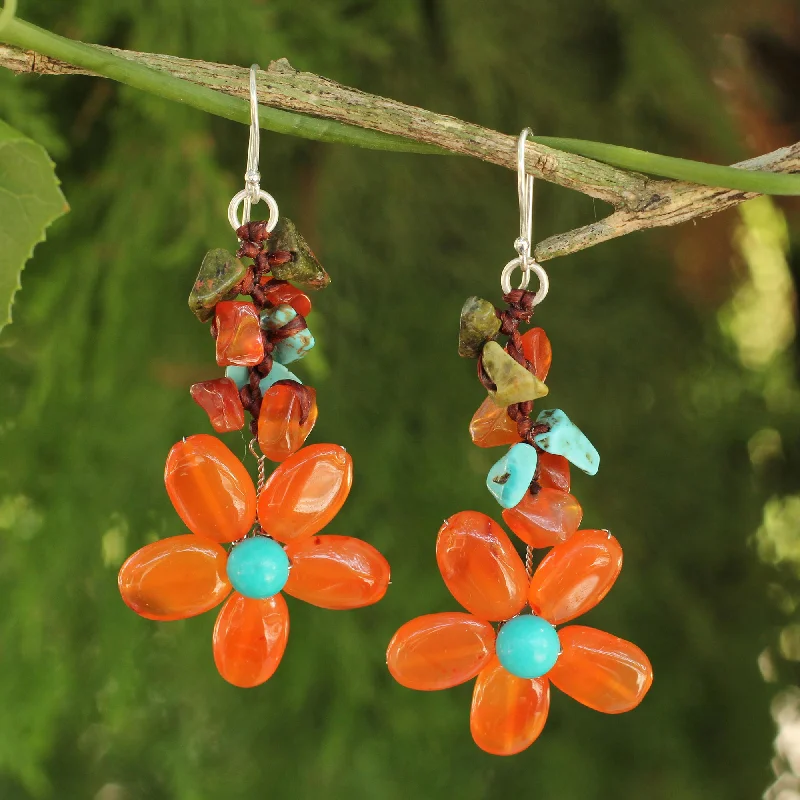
[501,128,548,306]
[516,127,534,266]
[227,64,280,233]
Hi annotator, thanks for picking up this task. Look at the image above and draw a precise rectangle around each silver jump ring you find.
[500,256,549,306]
[228,188,279,232]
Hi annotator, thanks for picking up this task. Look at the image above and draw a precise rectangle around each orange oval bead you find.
[537,452,571,492]
[529,530,623,624]
[469,396,521,448]
[502,488,583,549]
[519,327,552,381]
[470,657,550,755]
[548,625,652,713]
[212,592,289,688]
[258,384,318,462]
[118,534,231,620]
[387,612,496,691]
[257,443,353,544]
[190,377,245,433]
[215,300,265,367]
[436,511,528,621]
[165,434,256,543]
[283,535,389,609]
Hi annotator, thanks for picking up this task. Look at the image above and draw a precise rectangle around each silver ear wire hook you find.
[242,65,261,225]
[515,127,534,269]
[227,64,280,234]
[500,128,549,305]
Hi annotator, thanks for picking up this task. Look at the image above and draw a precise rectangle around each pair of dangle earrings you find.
[116,66,652,756]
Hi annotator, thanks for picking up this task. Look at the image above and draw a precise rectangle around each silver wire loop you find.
[228,188,279,232]
[500,256,549,305]
[499,128,549,305]
[228,64,280,233]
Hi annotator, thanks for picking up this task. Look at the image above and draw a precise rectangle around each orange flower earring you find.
[117,65,390,688]
[386,130,652,755]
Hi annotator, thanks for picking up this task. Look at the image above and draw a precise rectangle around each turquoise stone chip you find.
[258,362,301,394]
[226,536,290,599]
[534,408,600,476]
[260,303,297,331]
[224,365,250,390]
[486,442,538,509]
[260,303,315,365]
[273,330,315,365]
[496,615,560,679]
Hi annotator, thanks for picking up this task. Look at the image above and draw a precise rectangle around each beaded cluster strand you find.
[189,217,325,455]
[477,289,549,448]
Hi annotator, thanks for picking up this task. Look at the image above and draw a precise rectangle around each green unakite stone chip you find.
[458,296,501,358]
[482,341,549,406]
[188,248,247,322]
[268,218,330,290]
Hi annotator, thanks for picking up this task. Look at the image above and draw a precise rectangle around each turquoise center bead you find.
[534,408,600,476]
[226,537,290,599]
[496,614,560,679]
[486,442,538,509]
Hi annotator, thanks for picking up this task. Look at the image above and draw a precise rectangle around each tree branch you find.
[536,141,800,259]
[1,18,798,262]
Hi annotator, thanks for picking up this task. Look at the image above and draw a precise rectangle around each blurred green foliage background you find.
[2,1,800,798]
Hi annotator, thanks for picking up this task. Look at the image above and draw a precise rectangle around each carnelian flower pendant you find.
[120,435,389,687]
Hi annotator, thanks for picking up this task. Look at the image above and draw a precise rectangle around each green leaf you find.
[0,118,68,332]
[532,136,800,195]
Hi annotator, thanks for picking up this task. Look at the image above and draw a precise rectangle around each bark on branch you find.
[2,42,797,262]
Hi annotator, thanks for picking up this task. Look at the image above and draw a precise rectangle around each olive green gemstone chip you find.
[482,341,549,406]
[268,218,330,290]
[189,248,247,322]
[458,296,502,358]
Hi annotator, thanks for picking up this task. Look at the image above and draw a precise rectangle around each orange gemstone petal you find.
[529,529,623,624]
[212,592,289,688]
[165,434,256,543]
[469,396,521,448]
[264,281,312,317]
[502,488,583,549]
[537,452,571,492]
[470,657,550,755]
[549,625,653,713]
[436,511,528,621]
[257,443,353,543]
[519,327,552,381]
[387,613,496,691]
[258,384,318,462]
[283,535,390,609]
[190,377,245,433]
[215,300,265,367]
[118,534,231,620]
